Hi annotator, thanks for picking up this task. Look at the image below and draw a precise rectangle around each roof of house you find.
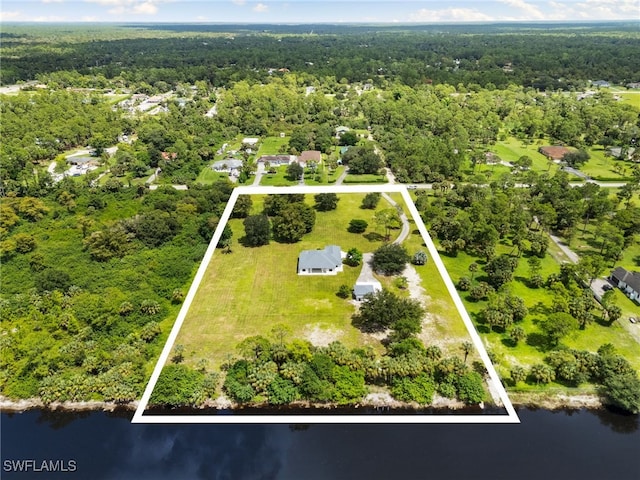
[611,267,640,293]
[242,137,259,145]
[212,159,243,169]
[299,245,341,271]
[354,284,376,298]
[257,155,296,164]
[299,150,322,163]
[539,146,572,161]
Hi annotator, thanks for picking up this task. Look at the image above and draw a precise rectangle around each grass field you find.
[491,137,561,173]
[196,168,231,185]
[255,136,289,156]
[343,173,388,183]
[580,147,629,180]
[171,192,478,370]
[259,166,299,186]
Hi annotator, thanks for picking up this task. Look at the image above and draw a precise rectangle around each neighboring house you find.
[67,156,97,166]
[161,151,178,162]
[299,150,322,166]
[538,146,572,162]
[626,82,640,89]
[591,80,610,88]
[298,245,344,275]
[212,159,243,173]
[607,147,637,161]
[353,281,382,301]
[242,137,259,146]
[257,155,297,166]
[610,267,640,302]
[335,126,350,138]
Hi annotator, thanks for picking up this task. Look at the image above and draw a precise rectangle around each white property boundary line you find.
[132,185,520,424]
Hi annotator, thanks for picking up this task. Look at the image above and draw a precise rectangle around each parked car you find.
[630,317,637,324]
[603,285,613,291]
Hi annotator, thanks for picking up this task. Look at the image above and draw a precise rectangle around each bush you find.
[456,371,485,404]
[337,284,351,299]
[149,364,204,407]
[391,373,435,404]
[412,251,427,265]
[348,219,368,233]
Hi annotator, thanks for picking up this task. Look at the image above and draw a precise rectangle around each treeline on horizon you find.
[1,23,639,88]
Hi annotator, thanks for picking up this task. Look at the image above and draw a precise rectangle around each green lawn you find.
[172,192,478,370]
[196,167,231,185]
[255,136,289,156]
[491,137,561,173]
[580,147,630,180]
[260,166,299,186]
[343,173,387,183]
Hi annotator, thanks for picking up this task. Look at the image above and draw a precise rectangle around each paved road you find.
[548,231,580,264]
[381,192,410,245]
[334,166,349,185]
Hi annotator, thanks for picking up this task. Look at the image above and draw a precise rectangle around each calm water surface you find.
[2,408,639,479]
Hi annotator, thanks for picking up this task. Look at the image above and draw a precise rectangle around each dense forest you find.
[2,23,640,88]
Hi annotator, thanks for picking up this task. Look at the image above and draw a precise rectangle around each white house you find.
[212,159,243,173]
[610,267,640,302]
[298,246,344,275]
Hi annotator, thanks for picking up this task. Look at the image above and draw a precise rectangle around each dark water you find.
[2,408,639,480]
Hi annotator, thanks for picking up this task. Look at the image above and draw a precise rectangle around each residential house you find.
[257,155,297,166]
[538,146,572,162]
[610,267,640,302]
[353,281,382,301]
[298,246,344,275]
[299,150,322,167]
[242,137,259,146]
[212,159,243,173]
[607,147,637,161]
[591,80,610,88]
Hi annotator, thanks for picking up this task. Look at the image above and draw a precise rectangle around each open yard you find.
[171,192,478,371]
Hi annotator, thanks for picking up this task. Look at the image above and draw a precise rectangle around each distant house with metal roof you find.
[297,245,344,275]
[257,155,297,166]
[610,267,640,302]
[212,159,243,172]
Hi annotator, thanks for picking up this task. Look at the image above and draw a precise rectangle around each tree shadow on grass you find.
[529,301,550,316]
[363,232,384,242]
[501,337,518,348]
[526,332,552,352]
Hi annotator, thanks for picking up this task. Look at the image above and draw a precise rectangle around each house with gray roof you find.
[353,281,382,301]
[610,267,640,302]
[212,159,243,173]
[298,245,344,275]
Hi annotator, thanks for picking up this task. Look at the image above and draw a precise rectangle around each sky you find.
[1,0,638,24]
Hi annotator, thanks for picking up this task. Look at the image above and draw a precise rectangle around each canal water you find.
[2,407,638,479]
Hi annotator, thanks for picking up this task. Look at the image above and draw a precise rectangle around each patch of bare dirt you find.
[304,324,343,346]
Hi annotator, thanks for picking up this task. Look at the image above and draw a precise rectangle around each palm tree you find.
[461,341,473,364]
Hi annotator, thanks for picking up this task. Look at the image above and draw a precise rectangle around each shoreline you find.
[0,392,603,414]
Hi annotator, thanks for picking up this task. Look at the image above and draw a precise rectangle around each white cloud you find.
[133,1,158,14]
[81,15,99,21]
[42,0,65,3]
[0,11,21,21]
[196,15,208,21]
[232,0,246,5]
[498,0,546,19]
[253,2,268,13]
[86,0,163,15]
[408,8,494,22]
